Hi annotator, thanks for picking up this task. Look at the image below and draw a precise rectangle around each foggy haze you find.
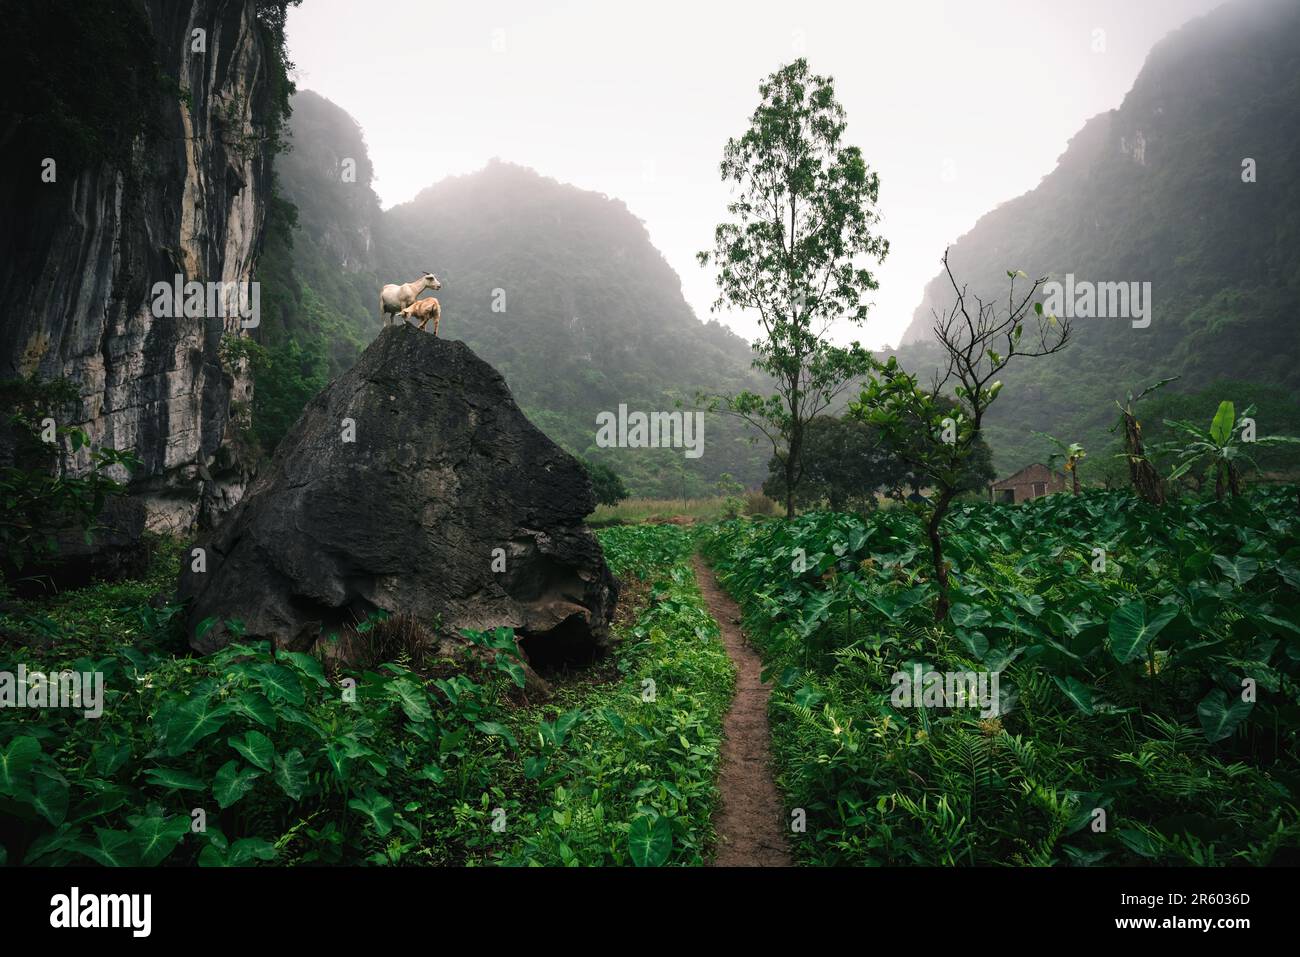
[287,0,1227,349]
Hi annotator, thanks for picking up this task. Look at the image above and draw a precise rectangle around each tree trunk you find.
[1122,411,1165,505]
[928,489,955,621]
[1071,467,1080,495]
[784,425,803,520]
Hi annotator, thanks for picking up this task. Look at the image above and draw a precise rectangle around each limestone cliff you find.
[0,0,290,538]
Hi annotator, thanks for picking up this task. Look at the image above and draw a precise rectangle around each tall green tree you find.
[762,415,897,512]
[697,58,888,518]
[579,458,629,507]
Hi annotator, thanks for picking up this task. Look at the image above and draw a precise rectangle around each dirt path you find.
[693,555,793,867]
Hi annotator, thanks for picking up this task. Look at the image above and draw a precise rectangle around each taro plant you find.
[701,484,1300,866]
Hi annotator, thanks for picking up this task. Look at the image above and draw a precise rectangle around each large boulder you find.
[178,326,617,666]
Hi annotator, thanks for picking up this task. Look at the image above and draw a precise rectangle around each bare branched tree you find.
[930,249,1073,433]
[853,249,1071,620]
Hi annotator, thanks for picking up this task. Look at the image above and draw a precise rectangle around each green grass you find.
[590,494,777,527]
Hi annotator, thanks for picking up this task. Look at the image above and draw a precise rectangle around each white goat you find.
[380,272,441,325]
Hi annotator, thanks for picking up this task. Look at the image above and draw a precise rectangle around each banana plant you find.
[1161,401,1300,500]
[1034,431,1086,494]
[1110,377,1178,505]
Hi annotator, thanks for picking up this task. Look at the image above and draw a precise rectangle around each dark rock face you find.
[47,497,153,590]
[178,327,618,664]
[0,0,279,539]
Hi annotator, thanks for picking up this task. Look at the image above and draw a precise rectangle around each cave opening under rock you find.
[517,612,603,673]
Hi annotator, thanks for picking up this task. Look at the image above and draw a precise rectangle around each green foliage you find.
[0,525,730,867]
[700,487,1300,865]
[849,357,999,618]
[493,527,732,866]
[588,496,754,527]
[764,412,993,513]
[860,257,1067,619]
[1034,432,1086,493]
[596,524,698,579]
[1128,381,1300,486]
[249,183,366,454]
[0,376,140,576]
[579,458,629,507]
[762,415,892,512]
[252,1,303,155]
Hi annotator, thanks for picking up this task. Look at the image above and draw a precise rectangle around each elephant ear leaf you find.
[142,767,207,792]
[1109,601,1178,663]
[71,827,140,867]
[347,788,394,836]
[228,730,276,772]
[1212,554,1259,587]
[951,603,991,629]
[31,767,70,826]
[256,664,305,705]
[388,677,432,722]
[628,815,673,867]
[1197,689,1253,743]
[1209,400,1235,444]
[273,749,309,801]
[0,736,41,795]
[130,815,190,866]
[161,697,229,757]
[1052,675,1095,715]
[213,760,262,809]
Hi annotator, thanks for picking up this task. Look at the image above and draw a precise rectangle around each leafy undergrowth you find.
[0,524,728,867]
[700,487,1300,866]
[487,525,732,865]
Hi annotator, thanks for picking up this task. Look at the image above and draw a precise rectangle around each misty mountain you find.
[895,0,1300,476]
[255,92,768,496]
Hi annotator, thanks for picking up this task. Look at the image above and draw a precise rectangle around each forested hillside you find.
[251,90,384,453]
[253,93,768,495]
[896,0,1300,477]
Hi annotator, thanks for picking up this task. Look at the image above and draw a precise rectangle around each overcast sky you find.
[287,0,1227,349]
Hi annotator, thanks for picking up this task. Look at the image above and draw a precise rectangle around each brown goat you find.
[398,297,441,336]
